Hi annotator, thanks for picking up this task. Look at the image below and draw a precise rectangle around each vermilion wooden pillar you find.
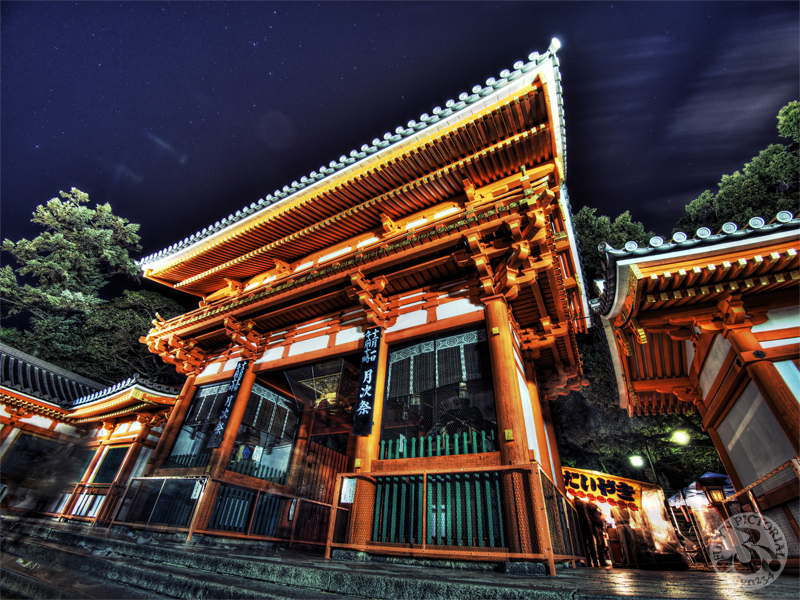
[723,326,799,454]
[94,419,153,525]
[286,408,314,491]
[191,363,258,532]
[523,363,552,474]
[207,364,258,478]
[483,295,533,554]
[347,332,389,546]
[147,374,197,475]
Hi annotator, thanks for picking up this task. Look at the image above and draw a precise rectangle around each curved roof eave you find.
[597,215,800,321]
[139,45,566,273]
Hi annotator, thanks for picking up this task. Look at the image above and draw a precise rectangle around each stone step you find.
[2,533,358,600]
[1,548,167,600]
[0,519,551,600]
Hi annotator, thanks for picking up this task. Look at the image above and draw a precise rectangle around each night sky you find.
[2,2,798,269]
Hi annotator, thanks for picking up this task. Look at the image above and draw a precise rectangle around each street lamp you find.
[629,455,645,468]
[670,430,690,445]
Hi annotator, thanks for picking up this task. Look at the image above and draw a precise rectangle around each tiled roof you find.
[594,211,798,317]
[139,41,566,268]
[0,343,179,409]
[70,374,180,408]
[0,343,103,406]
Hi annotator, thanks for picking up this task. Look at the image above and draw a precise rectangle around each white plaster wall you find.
[288,335,329,356]
[223,357,242,372]
[386,309,427,332]
[335,327,364,345]
[699,335,732,398]
[54,423,79,437]
[751,307,800,333]
[717,381,797,487]
[774,361,800,402]
[198,362,222,377]
[19,414,52,429]
[435,298,483,321]
[516,370,539,456]
[256,346,284,364]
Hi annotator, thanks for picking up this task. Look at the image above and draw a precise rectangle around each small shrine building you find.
[135,41,590,571]
[594,215,799,555]
[0,343,178,524]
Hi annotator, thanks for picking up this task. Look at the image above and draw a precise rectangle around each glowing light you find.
[405,217,428,230]
[549,38,562,53]
[434,206,459,220]
[294,261,313,272]
[318,246,351,264]
[357,236,379,248]
[671,430,690,445]
[629,455,645,468]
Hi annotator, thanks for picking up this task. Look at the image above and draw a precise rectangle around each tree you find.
[559,102,800,491]
[1,188,186,385]
[572,207,654,284]
[678,101,799,233]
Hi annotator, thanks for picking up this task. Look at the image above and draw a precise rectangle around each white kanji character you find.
[359,384,373,398]
[355,400,371,416]
[362,349,377,363]
[362,368,373,385]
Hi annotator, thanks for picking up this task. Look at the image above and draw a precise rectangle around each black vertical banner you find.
[352,327,383,436]
[207,360,250,449]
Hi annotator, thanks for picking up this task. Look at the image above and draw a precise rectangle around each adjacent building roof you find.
[0,343,180,424]
[0,343,103,406]
[592,211,799,415]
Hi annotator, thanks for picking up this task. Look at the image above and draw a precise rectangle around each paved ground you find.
[2,515,798,599]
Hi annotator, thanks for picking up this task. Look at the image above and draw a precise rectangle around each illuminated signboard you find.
[562,467,641,511]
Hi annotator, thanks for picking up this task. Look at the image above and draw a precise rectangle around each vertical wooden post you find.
[539,399,566,493]
[524,362,552,477]
[287,408,315,491]
[93,419,153,526]
[529,463,557,575]
[190,363,257,533]
[324,474,343,559]
[147,374,197,475]
[346,332,389,545]
[60,424,114,519]
[483,295,532,555]
[207,363,257,479]
[723,327,799,453]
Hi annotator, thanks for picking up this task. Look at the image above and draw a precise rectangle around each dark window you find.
[380,329,497,457]
[163,383,231,469]
[92,446,129,483]
[228,383,299,483]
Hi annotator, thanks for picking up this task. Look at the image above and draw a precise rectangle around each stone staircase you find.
[0,518,360,599]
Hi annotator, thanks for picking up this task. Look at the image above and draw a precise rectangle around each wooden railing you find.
[378,430,496,460]
[325,462,583,574]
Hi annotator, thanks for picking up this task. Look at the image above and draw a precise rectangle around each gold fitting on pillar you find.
[492,327,500,336]
[504,429,514,441]
[354,458,362,468]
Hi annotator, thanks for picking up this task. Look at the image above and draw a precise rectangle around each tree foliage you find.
[678,101,799,232]
[559,103,800,490]
[1,188,185,385]
[572,207,654,283]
